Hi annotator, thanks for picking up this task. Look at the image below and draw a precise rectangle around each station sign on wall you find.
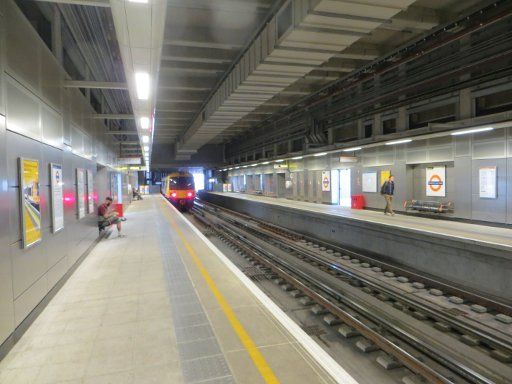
[19,158,42,248]
[426,166,446,197]
[50,163,64,233]
[479,166,497,199]
[362,172,377,193]
[76,168,86,219]
[321,171,331,192]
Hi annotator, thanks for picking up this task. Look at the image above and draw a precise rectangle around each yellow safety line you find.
[160,200,280,384]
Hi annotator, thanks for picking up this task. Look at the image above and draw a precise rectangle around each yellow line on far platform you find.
[160,199,280,384]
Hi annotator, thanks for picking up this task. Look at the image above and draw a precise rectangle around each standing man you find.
[380,175,395,216]
[98,196,126,237]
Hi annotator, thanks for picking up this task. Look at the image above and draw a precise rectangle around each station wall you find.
[0,0,132,349]
[227,127,512,224]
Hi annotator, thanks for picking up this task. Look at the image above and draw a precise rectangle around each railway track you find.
[191,200,512,384]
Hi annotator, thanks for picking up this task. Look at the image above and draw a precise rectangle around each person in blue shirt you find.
[380,175,395,216]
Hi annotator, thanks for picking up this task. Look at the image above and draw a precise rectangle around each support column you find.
[459,88,472,119]
[397,107,407,132]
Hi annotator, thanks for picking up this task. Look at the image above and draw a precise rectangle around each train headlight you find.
[171,192,177,198]
[187,192,193,198]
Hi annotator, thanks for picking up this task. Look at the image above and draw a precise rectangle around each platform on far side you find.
[0,196,353,384]
[207,192,512,252]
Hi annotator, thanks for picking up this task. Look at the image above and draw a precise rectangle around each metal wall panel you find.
[0,112,15,344]
[5,77,42,140]
[41,105,63,149]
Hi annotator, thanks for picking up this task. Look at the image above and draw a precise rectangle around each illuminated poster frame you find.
[76,168,86,219]
[49,163,64,233]
[86,170,94,213]
[362,172,377,193]
[479,166,497,199]
[19,158,42,249]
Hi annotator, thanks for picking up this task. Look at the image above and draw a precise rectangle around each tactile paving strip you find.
[156,213,235,383]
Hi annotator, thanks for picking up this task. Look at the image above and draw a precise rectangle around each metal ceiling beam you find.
[64,80,128,90]
[32,0,110,7]
[163,40,242,50]
[105,131,139,135]
[161,55,231,65]
[93,114,135,119]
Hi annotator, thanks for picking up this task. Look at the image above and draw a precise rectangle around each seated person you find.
[98,197,126,237]
[132,188,143,200]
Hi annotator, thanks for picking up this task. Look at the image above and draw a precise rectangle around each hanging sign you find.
[479,166,497,199]
[19,158,42,248]
[321,171,331,192]
[86,170,94,213]
[50,163,64,233]
[76,168,86,219]
[426,166,446,197]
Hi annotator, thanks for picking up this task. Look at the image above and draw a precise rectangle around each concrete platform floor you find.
[0,196,341,384]
[210,192,512,251]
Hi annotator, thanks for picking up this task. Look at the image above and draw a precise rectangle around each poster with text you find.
[86,170,94,213]
[19,158,42,248]
[321,171,331,192]
[50,163,64,233]
[76,168,86,219]
[426,166,446,197]
[479,166,497,199]
[380,170,391,186]
[362,172,377,193]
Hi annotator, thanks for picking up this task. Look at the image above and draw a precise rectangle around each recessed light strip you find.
[451,127,494,136]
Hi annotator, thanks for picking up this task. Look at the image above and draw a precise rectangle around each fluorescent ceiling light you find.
[251,164,257,167]
[314,152,327,157]
[129,0,148,3]
[143,145,149,151]
[451,127,494,136]
[235,166,240,169]
[228,168,233,170]
[385,139,412,145]
[342,147,362,152]
[291,156,303,160]
[262,161,270,165]
[275,159,284,163]
[135,72,150,100]
[140,117,150,129]
[142,135,149,143]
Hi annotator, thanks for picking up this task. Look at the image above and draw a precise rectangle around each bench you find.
[403,200,454,213]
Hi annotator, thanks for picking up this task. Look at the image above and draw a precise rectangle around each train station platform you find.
[201,192,512,302]
[0,196,352,384]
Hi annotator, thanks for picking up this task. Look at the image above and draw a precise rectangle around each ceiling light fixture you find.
[275,159,284,163]
[385,139,412,145]
[135,72,150,100]
[451,126,494,136]
[143,145,149,151]
[142,136,149,143]
[140,117,150,129]
[262,161,270,165]
[291,156,303,160]
[342,147,362,152]
[128,0,148,3]
[313,152,327,157]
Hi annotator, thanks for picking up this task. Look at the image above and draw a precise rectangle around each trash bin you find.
[351,195,365,209]
[114,203,124,218]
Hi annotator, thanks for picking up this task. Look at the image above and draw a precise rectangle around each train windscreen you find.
[170,176,194,189]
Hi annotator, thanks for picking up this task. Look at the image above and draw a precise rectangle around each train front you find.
[166,173,195,211]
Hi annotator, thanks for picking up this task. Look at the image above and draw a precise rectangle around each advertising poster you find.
[380,170,391,186]
[479,166,497,199]
[19,158,42,248]
[321,171,331,192]
[76,168,86,219]
[86,170,94,213]
[426,166,446,197]
[362,172,377,193]
[50,163,64,233]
